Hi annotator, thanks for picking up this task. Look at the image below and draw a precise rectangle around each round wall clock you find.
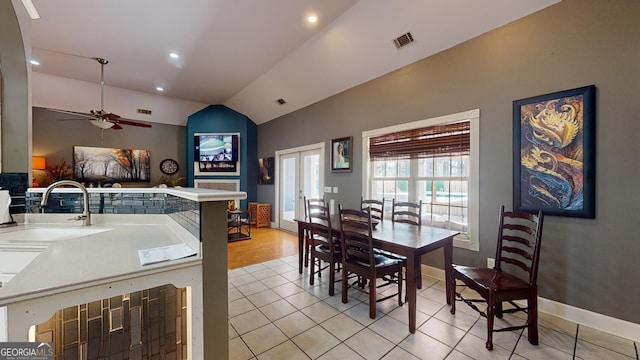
[160,158,179,175]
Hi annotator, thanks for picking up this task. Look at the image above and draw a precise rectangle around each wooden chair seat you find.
[452,265,531,293]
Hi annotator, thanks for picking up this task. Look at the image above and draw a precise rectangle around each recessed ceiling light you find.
[30,59,40,66]
[307,15,318,23]
[156,86,164,92]
[169,52,179,59]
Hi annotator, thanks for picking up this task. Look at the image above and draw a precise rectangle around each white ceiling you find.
[30,0,559,125]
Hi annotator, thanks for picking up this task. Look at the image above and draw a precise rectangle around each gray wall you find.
[257,0,640,324]
[33,107,186,186]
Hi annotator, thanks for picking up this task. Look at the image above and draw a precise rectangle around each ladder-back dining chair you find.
[339,205,403,319]
[361,197,385,223]
[307,198,341,296]
[391,199,422,226]
[450,205,544,350]
[304,196,326,268]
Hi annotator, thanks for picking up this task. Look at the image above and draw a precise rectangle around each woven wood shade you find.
[369,121,470,160]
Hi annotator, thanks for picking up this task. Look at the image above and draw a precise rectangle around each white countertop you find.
[0,214,201,305]
[27,186,247,202]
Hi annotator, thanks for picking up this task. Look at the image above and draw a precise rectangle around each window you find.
[362,110,479,251]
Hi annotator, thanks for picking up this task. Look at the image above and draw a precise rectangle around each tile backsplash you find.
[26,192,200,239]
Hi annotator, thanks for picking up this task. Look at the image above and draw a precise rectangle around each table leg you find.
[406,253,418,333]
[444,238,453,305]
[297,222,305,274]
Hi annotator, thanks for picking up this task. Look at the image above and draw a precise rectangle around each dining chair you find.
[304,196,326,268]
[391,199,422,226]
[307,198,341,296]
[339,205,403,319]
[361,197,385,222]
[450,205,544,350]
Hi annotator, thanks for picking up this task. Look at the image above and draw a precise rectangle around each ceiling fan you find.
[52,57,152,130]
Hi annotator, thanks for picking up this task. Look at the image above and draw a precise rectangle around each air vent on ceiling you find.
[137,108,152,115]
[276,98,287,105]
[393,32,414,49]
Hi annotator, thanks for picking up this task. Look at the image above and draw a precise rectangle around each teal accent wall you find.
[187,105,257,207]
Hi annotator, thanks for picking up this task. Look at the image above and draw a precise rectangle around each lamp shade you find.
[32,156,46,170]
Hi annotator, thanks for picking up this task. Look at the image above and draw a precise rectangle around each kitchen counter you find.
[0,214,200,304]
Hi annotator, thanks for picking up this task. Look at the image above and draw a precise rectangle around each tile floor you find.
[228,255,639,359]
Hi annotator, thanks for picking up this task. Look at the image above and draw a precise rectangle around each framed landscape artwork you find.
[73,146,150,183]
[331,136,352,172]
[513,85,595,218]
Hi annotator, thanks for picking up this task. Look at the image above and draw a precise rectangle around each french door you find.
[276,144,324,232]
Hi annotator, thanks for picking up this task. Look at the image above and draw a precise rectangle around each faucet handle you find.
[68,215,88,221]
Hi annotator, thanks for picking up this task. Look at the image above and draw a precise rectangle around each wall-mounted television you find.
[194,133,240,175]
[194,133,239,162]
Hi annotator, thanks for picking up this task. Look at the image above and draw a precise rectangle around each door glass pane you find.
[282,157,296,222]
[302,153,320,199]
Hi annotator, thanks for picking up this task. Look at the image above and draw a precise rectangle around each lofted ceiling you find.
[30,0,559,125]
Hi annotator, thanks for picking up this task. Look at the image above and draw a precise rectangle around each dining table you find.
[295,216,459,333]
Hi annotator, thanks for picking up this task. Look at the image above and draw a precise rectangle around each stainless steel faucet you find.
[41,180,92,226]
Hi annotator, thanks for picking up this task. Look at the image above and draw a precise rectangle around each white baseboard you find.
[421,265,640,342]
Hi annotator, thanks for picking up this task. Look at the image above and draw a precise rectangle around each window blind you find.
[369,121,470,160]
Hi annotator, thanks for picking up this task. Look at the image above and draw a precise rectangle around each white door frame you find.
[274,142,325,231]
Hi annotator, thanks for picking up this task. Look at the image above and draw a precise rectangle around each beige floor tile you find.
[398,331,452,360]
[416,296,447,316]
[292,325,341,359]
[322,293,361,312]
[369,315,412,344]
[301,301,340,324]
[514,339,575,359]
[259,274,290,288]
[381,347,421,359]
[578,324,638,358]
[241,323,288,356]
[271,281,305,298]
[229,297,257,317]
[321,313,365,341]
[318,343,366,360]
[274,311,317,338]
[230,273,259,287]
[537,312,577,337]
[230,309,272,335]
[229,337,255,360]
[256,340,309,360]
[575,339,636,360]
[237,281,269,297]
[467,319,522,352]
[259,298,297,321]
[444,350,473,360]
[344,328,395,360]
[419,317,467,347]
[229,287,245,301]
[386,303,431,329]
[243,263,269,273]
[343,302,379,326]
[527,324,577,356]
[454,333,513,360]
[250,268,278,280]
[228,267,250,278]
[418,286,448,305]
[434,305,479,332]
[246,289,282,308]
[285,290,322,310]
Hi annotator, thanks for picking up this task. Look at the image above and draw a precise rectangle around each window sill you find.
[453,234,478,251]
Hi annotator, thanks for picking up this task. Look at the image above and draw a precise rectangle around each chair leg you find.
[450,276,457,314]
[528,291,539,345]
[342,266,348,304]
[486,299,495,351]
[397,269,403,306]
[369,275,376,319]
[309,252,316,286]
[328,260,335,296]
[495,301,503,319]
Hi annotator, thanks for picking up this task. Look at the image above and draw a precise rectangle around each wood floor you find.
[227,226,299,269]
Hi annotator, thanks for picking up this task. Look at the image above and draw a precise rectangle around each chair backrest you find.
[307,198,332,245]
[495,205,544,286]
[361,197,385,222]
[339,205,374,267]
[391,199,422,226]
[304,196,326,220]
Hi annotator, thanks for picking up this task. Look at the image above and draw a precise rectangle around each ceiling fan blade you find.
[103,113,121,121]
[113,118,153,128]
[47,108,94,119]
[111,124,123,130]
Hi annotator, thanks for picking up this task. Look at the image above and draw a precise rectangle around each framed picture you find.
[258,157,274,184]
[513,85,595,218]
[331,136,352,172]
[73,146,150,183]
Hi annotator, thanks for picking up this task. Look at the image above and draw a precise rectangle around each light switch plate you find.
[333,187,338,193]
[324,186,332,193]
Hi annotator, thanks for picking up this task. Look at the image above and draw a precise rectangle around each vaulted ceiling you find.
[30,0,559,125]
